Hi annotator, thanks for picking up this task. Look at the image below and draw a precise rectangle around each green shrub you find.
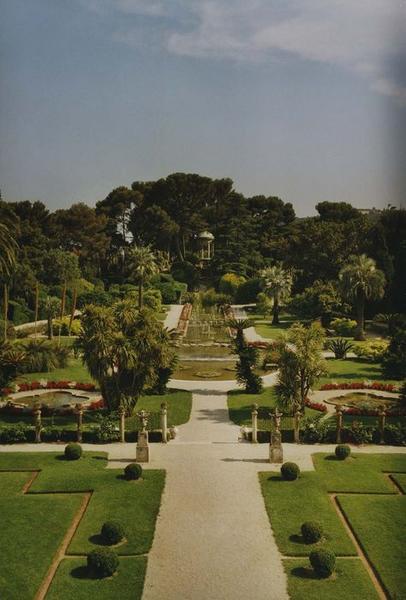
[326,338,354,359]
[235,278,264,303]
[91,415,121,443]
[309,549,336,578]
[87,548,119,578]
[101,521,125,545]
[0,424,34,444]
[382,424,406,446]
[281,462,300,481]
[331,318,357,337]
[301,521,323,544]
[124,462,142,480]
[218,273,246,299]
[335,444,351,460]
[300,416,333,444]
[52,317,82,336]
[64,442,82,460]
[353,339,388,362]
[382,324,406,380]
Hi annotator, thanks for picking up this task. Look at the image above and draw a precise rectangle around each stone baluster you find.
[76,403,83,443]
[378,406,386,444]
[119,404,126,443]
[294,410,301,444]
[251,403,258,443]
[335,406,343,444]
[33,403,42,443]
[161,402,168,443]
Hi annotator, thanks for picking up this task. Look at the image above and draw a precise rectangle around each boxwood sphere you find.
[301,521,323,544]
[281,462,300,481]
[124,462,143,480]
[335,444,351,460]
[309,549,336,578]
[87,548,119,578]
[64,442,82,461]
[101,521,125,545]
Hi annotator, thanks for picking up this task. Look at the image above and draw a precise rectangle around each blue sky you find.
[0,0,405,216]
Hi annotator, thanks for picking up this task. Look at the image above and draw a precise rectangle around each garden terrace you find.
[260,452,406,600]
[0,452,165,599]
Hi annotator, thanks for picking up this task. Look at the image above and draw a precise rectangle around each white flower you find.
[39,379,47,388]
[13,384,20,393]
[68,381,76,389]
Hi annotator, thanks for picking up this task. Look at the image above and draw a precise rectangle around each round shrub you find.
[124,462,142,480]
[101,521,125,545]
[281,462,300,481]
[335,444,351,460]
[64,442,82,461]
[309,549,336,578]
[87,548,119,578]
[301,521,323,544]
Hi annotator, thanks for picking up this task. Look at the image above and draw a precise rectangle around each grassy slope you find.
[260,453,406,600]
[0,452,165,599]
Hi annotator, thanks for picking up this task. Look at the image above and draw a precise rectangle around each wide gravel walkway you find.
[137,391,289,600]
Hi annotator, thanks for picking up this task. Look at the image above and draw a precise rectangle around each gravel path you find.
[139,392,289,600]
[163,304,183,331]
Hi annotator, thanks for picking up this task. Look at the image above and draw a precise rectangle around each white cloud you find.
[80,0,406,104]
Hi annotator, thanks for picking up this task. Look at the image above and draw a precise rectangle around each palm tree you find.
[41,296,60,339]
[227,318,251,353]
[0,222,17,278]
[339,254,385,341]
[261,264,293,325]
[127,245,159,309]
[0,222,18,341]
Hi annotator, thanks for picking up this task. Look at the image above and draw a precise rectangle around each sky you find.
[0,0,405,216]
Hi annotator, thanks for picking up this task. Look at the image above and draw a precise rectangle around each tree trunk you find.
[58,281,67,346]
[34,282,39,339]
[138,279,143,309]
[272,296,280,325]
[68,287,77,336]
[47,316,53,340]
[175,236,184,261]
[3,283,8,342]
[354,292,366,341]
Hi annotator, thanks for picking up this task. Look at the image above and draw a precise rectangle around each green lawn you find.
[284,558,379,600]
[318,358,397,388]
[247,314,295,340]
[259,452,406,600]
[47,556,147,600]
[227,387,319,429]
[16,356,94,384]
[0,452,165,599]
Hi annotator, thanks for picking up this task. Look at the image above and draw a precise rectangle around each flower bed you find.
[304,399,328,413]
[320,381,397,392]
[1,381,96,397]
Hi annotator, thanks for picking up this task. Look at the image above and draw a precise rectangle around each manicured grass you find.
[318,358,397,388]
[127,389,192,428]
[228,387,319,429]
[0,452,165,599]
[284,558,379,600]
[338,494,406,598]
[47,556,147,600]
[392,472,406,493]
[247,314,295,340]
[259,470,356,556]
[16,356,94,384]
[260,453,406,600]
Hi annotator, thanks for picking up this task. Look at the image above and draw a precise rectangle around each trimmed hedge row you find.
[0,424,165,444]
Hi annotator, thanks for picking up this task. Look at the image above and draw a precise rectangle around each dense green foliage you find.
[87,548,119,578]
[64,443,82,460]
[301,521,323,544]
[281,462,300,481]
[309,549,336,578]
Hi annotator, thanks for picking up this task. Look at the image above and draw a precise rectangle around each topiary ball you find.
[64,442,82,461]
[124,462,142,481]
[87,548,119,578]
[101,521,125,545]
[335,444,351,460]
[281,462,300,481]
[309,549,336,578]
[301,521,323,544]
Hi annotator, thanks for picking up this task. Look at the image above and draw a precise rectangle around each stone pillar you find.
[378,406,386,444]
[119,405,126,443]
[336,406,343,444]
[75,403,83,443]
[136,409,150,463]
[33,403,42,443]
[294,411,301,444]
[160,402,168,443]
[251,403,258,443]
[269,409,283,463]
